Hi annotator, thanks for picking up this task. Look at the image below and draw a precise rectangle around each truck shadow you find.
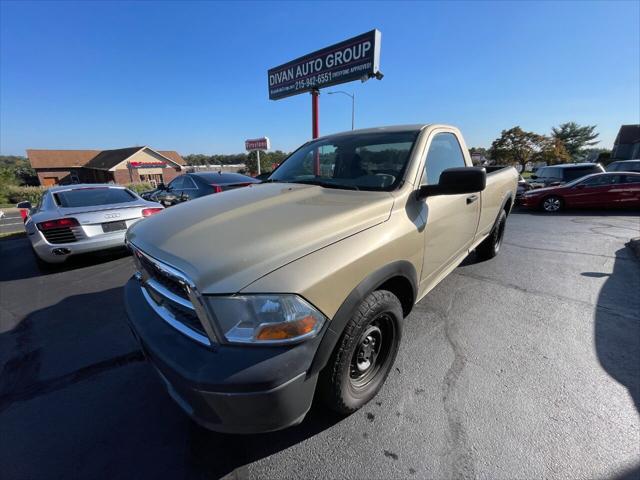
[0,286,343,480]
[186,403,343,478]
[593,246,640,414]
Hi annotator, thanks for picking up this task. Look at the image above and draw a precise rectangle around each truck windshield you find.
[268,131,419,191]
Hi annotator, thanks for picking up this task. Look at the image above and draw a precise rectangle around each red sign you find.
[245,137,271,151]
[128,161,166,168]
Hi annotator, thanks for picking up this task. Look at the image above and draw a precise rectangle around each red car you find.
[520,172,640,212]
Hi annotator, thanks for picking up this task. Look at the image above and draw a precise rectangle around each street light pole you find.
[328,90,355,130]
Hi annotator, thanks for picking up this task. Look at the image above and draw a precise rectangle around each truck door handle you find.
[466,194,478,204]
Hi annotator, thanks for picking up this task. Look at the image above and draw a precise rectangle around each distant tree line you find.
[0,155,38,186]
[183,150,290,175]
[183,153,249,166]
[0,155,39,205]
[469,122,610,172]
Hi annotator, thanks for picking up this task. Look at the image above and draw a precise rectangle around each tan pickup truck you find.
[124,124,518,433]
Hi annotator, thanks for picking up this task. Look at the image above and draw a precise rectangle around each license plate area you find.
[102,220,127,233]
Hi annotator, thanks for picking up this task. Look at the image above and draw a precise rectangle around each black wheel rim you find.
[349,313,395,390]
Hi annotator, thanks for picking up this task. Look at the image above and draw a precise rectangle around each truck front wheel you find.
[319,290,402,414]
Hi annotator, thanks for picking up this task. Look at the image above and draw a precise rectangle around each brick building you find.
[27,146,185,187]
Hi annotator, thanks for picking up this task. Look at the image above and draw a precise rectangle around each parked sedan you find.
[153,172,260,206]
[21,184,164,264]
[520,172,640,212]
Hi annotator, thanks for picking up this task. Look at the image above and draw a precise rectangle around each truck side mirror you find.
[417,167,486,200]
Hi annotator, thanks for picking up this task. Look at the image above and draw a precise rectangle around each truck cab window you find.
[423,133,466,185]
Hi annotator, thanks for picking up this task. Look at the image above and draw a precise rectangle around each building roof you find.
[84,147,145,169]
[157,151,184,165]
[614,125,640,145]
[27,147,185,170]
[27,149,100,169]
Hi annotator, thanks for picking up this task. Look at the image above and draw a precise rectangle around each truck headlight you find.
[205,295,326,344]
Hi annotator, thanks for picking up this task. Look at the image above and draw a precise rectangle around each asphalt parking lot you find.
[0,209,639,480]
[0,209,24,235]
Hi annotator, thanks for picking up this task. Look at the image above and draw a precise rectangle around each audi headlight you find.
[205,295,326,344]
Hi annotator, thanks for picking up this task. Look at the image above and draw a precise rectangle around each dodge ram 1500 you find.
[124,124,518,433]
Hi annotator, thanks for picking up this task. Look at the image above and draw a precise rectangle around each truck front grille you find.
[130,245,214,346]
[138,252,190,301]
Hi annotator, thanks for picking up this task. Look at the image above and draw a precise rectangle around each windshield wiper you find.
[291,179,360,191]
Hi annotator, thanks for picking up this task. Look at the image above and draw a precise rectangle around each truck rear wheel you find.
[476,209,506,260]
[319,290,402,414]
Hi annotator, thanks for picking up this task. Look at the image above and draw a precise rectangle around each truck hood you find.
[127,183,394,293]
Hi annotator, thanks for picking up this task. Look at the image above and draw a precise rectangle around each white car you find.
[21,184,164,264]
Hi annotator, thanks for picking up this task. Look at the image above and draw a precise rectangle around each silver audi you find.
[21,184,164,264]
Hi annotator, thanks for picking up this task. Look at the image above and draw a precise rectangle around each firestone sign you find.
[245,137,271,151]
[268,30,382,100]
[128,161,166,168]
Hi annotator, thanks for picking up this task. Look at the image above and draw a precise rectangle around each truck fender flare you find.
[308,261,417,376]
[486,193,514,234]
[500,192,514,216]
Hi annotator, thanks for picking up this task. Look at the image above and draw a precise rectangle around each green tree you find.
[0,155,38,186]
[535,137,571,165]
[245,150,289,175]
[551,122,599,160]
[468,147,490,165]
[489,126,546,172]
[581,148,611,163]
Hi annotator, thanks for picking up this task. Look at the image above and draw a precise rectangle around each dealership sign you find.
[245,137,271,151]
[128,161,166,168]
[268,30,382,100]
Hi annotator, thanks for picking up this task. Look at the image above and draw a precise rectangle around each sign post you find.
[245,137,271,176]
[312,89,319,139]
[268,29,382,141]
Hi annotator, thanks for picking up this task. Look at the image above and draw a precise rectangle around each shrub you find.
[6,185,46,205]
[2,183,155,206]
[125,182,155,195]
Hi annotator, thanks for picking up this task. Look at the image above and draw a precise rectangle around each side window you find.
[623,175,640,184]
[182,176,198,189]
[168,176,185,190]
[565,168,597,182]
[422,133,466,185]
[582,175,615,187]
[546,168,562,180]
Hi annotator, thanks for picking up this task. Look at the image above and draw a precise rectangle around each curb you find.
[627,237,640,261]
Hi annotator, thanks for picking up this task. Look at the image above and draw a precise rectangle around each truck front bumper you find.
[124,278,320,434]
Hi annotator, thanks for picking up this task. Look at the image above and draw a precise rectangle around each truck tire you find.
[319,290,402,414]
[476,209,506,260]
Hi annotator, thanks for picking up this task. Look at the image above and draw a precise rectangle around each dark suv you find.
[606,160,640,173]
[529,163,604,188]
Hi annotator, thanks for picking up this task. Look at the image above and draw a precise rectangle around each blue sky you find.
[1,1,638,155]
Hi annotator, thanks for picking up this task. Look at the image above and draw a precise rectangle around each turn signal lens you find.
[142,207,163,217]
[255,316,318,340]
[37,217,79,230]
